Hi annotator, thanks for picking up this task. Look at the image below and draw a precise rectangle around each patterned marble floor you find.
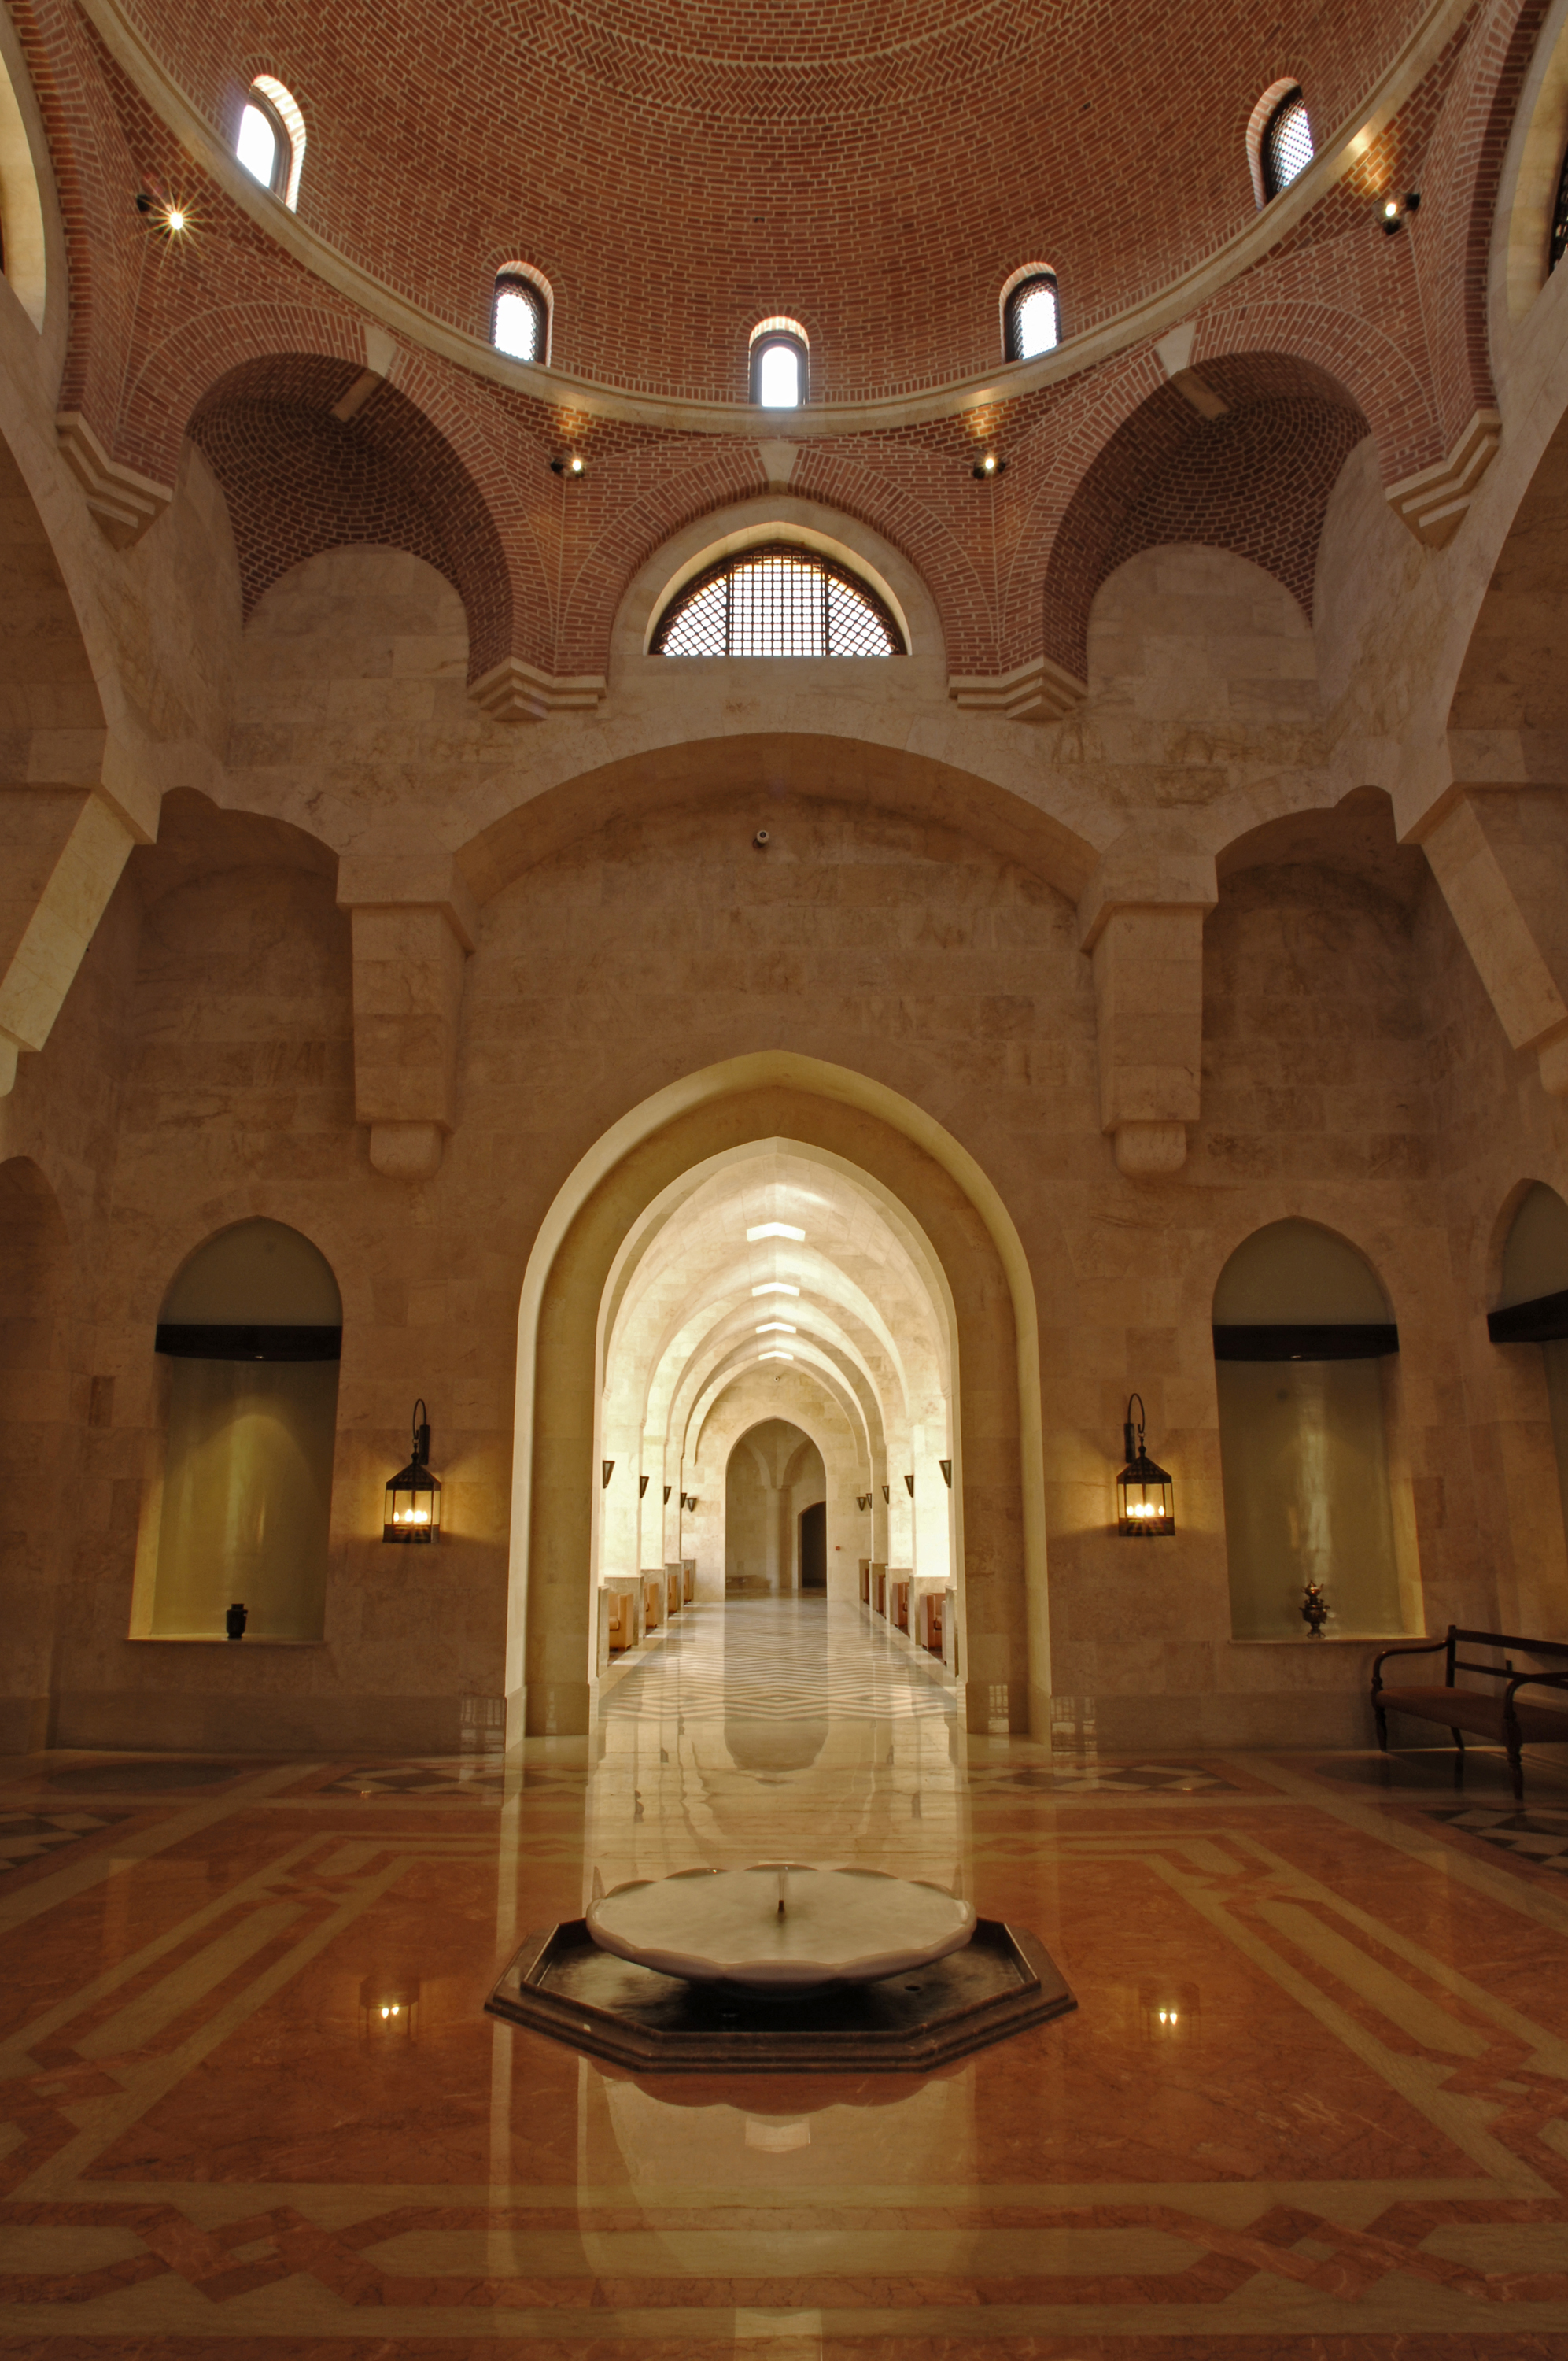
[2,1597,1568,2358]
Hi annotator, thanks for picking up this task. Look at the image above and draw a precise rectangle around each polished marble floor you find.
[3,1595,1568,2356]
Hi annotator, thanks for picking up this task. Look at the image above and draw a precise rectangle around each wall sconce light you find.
[972,452,1006,479]
[136,189,190,236]
[602,1460,614,1488]
[681,1491,698,1512]
[383,1399,441,1542]
[903,1472,915,1496]
[639,1474,649,1497]
[1381,190,1421,235]
[1116,1394,1175,1537]
[856,1491,871,1511]
[939,1458,952,1488]
[550,453,587,477]
[663,1484,672,1503]
[881,1483,890,1502]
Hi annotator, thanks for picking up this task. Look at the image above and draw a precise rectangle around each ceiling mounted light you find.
[383,1400,441,1543]
[972,452,1006,480]
[1116,1393,1175,1537]
[760,1349,795,1362]
[747,1221,805,1241]
[752,1281,799,1297]
[550,453,587,477]
[756,1321,796,1336]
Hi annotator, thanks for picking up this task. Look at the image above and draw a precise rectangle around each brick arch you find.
[187,352,515,682]
[1037,352,1371,683]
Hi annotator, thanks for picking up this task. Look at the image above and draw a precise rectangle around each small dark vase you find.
[1300,1581,1329,1640]
[225,1602,248,1642]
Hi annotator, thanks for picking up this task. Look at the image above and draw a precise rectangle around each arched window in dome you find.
[1002,270,1059,362]
[1551,143,1568,273]
[493,267,548,363]
[652,545,904,657]
[1257,83,1314,201]
[235,75,305,210]
[750,317,809,408]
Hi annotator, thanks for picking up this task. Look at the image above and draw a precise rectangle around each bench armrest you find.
[1504,1668,1568,1713]
[1371,1637,1447,1693]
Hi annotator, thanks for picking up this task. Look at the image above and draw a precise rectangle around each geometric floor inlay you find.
[317,1764,511,1798]
[1426,1802,1568,1873]
[0,1810,127,1869]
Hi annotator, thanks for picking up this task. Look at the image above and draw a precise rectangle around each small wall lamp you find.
[639,1474,649,1497]
[602,1460,614,1488]
[663,1484,672,1504]
[1382,190,1421,235]
[383,1400,441,1542]
[903,1472,915,1496]
[939,1458,952,1488]
[972,452,1006,480]
[551,453,587,477]
[881,1483,890,1503]
[1116,1394,1175,1537]
[681,1491,699,1512]
[856,1491,871,1511]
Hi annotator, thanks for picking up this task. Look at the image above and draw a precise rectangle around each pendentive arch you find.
[509,1053,1049,1741]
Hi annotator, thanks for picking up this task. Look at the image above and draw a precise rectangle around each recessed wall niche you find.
[1212,1219,1411,1641]
[147,1220,341,1641]
[1491,1181,1568,1543]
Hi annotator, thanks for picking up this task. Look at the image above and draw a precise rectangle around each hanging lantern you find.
[383,1399,442,1543]
[1116,1393,1174,1537]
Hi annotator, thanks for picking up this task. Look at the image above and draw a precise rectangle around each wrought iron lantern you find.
[383,1399,441,1543]
[1116,1394,1174,1538]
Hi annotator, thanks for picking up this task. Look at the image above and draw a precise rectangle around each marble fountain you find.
[486,1861,1075,2071]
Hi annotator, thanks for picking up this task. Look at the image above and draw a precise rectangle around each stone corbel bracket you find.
[1413,755,1568,1097]
[948,652,1087,724]
[1386,410,1501,548]
[470,656,607,723]
[56,412,173,548]
[1078,849,1218,1176]
[336,852,478,1180]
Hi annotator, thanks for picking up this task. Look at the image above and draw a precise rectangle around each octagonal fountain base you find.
[485,1914,1074,2071]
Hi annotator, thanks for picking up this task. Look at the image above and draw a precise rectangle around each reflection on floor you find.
[2,1594,1568,2355]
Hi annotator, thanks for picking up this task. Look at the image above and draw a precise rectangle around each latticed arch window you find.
[1551,144,1568,272]
[652,545,905,657]
[235,76,305,209]
[1004,272,1059,361]
[493,271,546,361]
[1260,85,1313,200]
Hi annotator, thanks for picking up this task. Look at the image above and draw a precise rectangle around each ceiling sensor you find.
[754,829,770,847]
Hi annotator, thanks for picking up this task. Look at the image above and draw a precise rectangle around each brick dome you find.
[126,0,1427,398]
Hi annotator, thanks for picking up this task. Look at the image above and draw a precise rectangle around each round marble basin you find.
[585,1864,976,1990]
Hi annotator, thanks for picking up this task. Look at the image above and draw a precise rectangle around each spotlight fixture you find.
[939,1458,952,1488]
[1116,1393,1175,1537]
[663,1484,672,1503]
[881,1483,890,1503]
[681,1491,699,1512]
[602,1459,614,1488]
[639,1474,649,1497]
[972,452,1006,479]
[383,1400,442,1542]
[904,1472,915,1496]
[1381,190,1421,235]
[857,1492,871,1511]
[550,453,587,476]
[136,190,190,237]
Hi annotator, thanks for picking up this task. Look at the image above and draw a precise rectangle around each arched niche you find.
[510,1056,1046,1739]
[0,28,48,332]
[1212,1218,1417,1641]
[140,1219,341,1642]
[1490,1181,1568,1556]
[0,1158,72,1750]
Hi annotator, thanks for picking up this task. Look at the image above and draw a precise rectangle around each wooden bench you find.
[1371,1624,1568,1800]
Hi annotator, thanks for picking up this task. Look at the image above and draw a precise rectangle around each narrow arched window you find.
[236,76,305,209]
[493,269,547,362]
[1260,85,1314,200]
[652,545,904,656]
[1003,272,1059,361]
[152,1219,341,1640]
[750,317,809,407]
[1551,146,1568,272]
[1212,1219,1408,1640]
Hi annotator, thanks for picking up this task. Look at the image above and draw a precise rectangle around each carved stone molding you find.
[469,656,607,723]
[947,653,1087,724]
[55,412,173,548]
[1386,409,1501,548]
